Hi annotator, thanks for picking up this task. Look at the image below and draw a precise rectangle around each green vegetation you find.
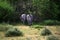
[41,28,52,36]
[0,0,60,39]
[0,0,60,23]
[41,20,60,25]
[46,35,59,40]
[5,28,23,37]
[0,1,14,12]
[31,25,44,30]
[32,0,60,21]
[0,0,14,22]
[0,23,12,31]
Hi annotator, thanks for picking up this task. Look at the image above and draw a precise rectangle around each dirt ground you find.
[0,25,60,40]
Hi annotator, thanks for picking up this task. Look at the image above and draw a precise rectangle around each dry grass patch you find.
[0,25,60,40]
[0,25,42,40]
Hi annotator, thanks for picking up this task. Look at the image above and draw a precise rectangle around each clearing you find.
[0,25,60,40]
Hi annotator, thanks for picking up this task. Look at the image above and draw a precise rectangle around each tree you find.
[0,0,14,22]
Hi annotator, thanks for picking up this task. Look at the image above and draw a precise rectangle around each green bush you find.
[41,28,52,36]
[0,23,12,31]
[31,25,44,30]
[0,1,14,12]
[42,20,60,25]
[0,1,14,22]
[5,28,23,37]
[46,35,59,40]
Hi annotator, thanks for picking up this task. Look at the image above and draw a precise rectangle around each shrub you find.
[46,35,59,40]
[42,20,60,25]
[31,25,44,30]
[0,23,12,31]
[41,28,52,36]
[0,1,14,22]
[5,28,23,37]
[0,1,14,12]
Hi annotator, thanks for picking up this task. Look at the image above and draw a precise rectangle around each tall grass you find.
[0,23,12,31]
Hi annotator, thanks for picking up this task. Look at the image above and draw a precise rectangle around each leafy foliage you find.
[32,0,60,21]
[41,28,52,36]
[0,0,14,22]
[31,25,44,30]
[0,1,14,12]
[0,0,60,23]
[46,35,59,40]
[42,20,60,25]
[0,23,12,31]
[5,28,23,37]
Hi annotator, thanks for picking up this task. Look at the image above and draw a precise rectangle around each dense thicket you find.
[32,0,60,21]
[0,0,60,23]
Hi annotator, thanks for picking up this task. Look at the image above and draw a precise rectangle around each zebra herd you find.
[20,14,33,26]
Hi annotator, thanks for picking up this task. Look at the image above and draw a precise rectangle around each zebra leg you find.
[28,20,32,26]
[23,20,25,24]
